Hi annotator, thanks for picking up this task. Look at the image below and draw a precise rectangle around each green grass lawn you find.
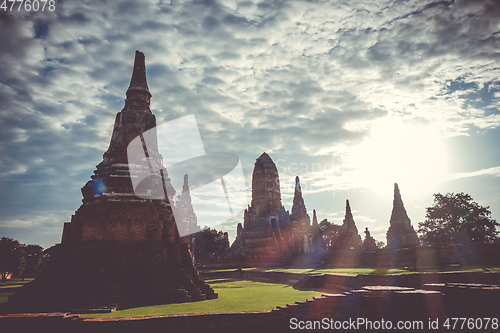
[314,268,416,275]
[262,268,399,275]
[0,278,34,304]
[202,267,404,275]
[4,267,500,318]
[203,266,500,275]
[84,278,322,318]
[255,267,416,275]
[200,267,259,273]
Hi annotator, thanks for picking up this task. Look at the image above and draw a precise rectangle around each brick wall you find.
[64,201,164,244]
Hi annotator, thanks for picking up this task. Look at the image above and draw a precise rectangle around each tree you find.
[0,237,26,281]
[23,244,45,278]
[197,228,229,259]
[318,219,342,249]
[418,193,500,245]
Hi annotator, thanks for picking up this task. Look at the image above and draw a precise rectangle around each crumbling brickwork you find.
[8,51,216,312]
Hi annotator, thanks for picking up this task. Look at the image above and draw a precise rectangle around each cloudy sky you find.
[1,0,499,249]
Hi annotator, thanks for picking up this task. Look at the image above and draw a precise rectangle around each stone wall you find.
[67,201,164,243]
[209,242,500,269]
[3,282,499,332]
[202,269,500,291]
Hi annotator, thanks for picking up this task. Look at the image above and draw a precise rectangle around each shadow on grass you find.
[0,279,34,306]
[372,267,389,275]
[0,286,25,293]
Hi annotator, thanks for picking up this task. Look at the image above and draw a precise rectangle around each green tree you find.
[0,237,26,281]
[418,193,500,245]
[198,228,229,259]
[318,219,342,249]
[23,244,45,278]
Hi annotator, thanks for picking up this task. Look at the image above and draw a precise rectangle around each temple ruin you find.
[230,153,317,264]
[309,209,325,255]
[386,183,419,249]
[8,51,216,312]
[340,199,362,248]
[174,174,201,256]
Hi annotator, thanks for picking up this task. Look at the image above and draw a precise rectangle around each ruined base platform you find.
[7,241,217,313]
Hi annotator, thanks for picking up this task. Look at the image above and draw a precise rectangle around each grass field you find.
[203,266,500,275]
[0,278,34,304]
[84,278,323,318]
[3,266,499,318]
[261,268,407,275]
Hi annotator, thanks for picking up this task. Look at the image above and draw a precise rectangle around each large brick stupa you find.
[8,51,217,312]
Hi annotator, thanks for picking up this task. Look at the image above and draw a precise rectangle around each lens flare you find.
[92,178,106,196]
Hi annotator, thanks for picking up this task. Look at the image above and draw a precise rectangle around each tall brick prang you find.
[230,153,317,264]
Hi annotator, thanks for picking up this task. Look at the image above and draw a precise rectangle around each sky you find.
[1,0,499,249]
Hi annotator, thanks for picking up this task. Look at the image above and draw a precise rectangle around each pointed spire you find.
[394,183,402,204]
[387,183,418,249]
[311,209,326,254]
[292,177,303,209]
[342,199,359,237]
[311,209,322,249]
[183,174,189,193]
[176,173,198,236]
[257,152,272,162]
[126,50,152,104]
[291,176,310,225]
[102,51,156,163]
[343,199,354,226]
[180,173,192,206]
[390,183,410,226]
[345,199,353,221]
[294,176,302,197]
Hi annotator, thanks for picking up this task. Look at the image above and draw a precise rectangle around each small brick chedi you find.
[386,183,419,249]
[9,51,217,311]
[340,199,362,247]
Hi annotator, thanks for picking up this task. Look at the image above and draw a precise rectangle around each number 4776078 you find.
[443,318,499,330]
[1,0,56,12]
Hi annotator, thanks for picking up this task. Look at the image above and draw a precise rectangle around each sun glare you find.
[344,117,448,199]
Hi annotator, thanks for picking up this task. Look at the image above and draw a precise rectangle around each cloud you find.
[1,0,499,247]
[447,166,500,180]
[0,211,72,248]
